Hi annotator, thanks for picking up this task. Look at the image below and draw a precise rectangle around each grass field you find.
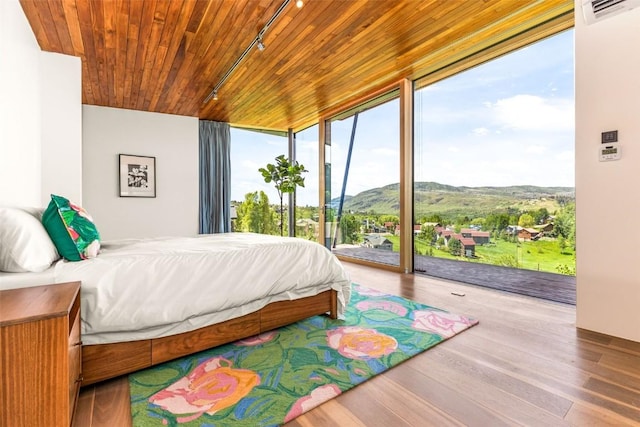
[385,235,575,275]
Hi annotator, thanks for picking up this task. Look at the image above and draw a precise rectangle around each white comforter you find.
[53,233,351,345]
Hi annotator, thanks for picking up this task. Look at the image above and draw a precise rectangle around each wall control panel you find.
[599,130,621,162]
[600,145,621,161]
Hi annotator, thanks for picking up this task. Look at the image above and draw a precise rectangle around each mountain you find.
[334,182,574,217]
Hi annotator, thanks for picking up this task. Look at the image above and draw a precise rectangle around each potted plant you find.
[259,155,308,236]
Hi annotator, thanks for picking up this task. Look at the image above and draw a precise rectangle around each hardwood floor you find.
[73,262,640,426]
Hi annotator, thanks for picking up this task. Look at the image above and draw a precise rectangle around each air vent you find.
[583,0,640,23]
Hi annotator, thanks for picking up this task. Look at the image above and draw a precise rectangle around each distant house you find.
[518,228,541,241]
[472,231,491,245]
[362,235,393,250]
[506,225,522,235]
[538,223,554,233]
[435,227,454,243]
[460,228,491,245]
[384,221,395,232]
[448,233,476,257]
[459,236,476,257]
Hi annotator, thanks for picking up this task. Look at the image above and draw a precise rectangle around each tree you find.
[557,236,568,254]
[448,237,462,256]
[552,202,575,247]
[533,208,549,225]
[485,212,510,233]
[236,191,276,234]
[454,215,471,228]
[518,213,534,228]
[339,213,360,244]
[419,225,437,245]
[419,214,444,225]
[471,217,485,228]
[259,155,308,236]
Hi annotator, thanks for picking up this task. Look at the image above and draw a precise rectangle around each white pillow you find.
[0,207,60,272]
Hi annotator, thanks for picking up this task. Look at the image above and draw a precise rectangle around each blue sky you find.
[231,29,575,206]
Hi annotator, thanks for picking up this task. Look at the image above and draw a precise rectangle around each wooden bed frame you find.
[81,289,338,386]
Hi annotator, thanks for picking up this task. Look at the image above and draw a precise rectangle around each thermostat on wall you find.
[599,144,621,162]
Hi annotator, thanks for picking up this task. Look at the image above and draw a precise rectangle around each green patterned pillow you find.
[42,194,101,261]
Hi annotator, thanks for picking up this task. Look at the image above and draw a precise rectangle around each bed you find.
[0,206,351,386]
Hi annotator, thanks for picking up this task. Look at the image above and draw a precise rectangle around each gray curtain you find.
[199,120,231,233]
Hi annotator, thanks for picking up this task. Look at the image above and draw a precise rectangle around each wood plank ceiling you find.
[20,0,573,132]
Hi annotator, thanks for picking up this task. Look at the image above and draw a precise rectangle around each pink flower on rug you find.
[327,326,397,360]
[236,331,277,346]
[283,384,342,423]
[412,310,477,338]
[356,300,408,316]
[149,356,260,423]
[324,367,340,376]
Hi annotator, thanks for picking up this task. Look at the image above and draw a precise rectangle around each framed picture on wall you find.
[119,154,156,198]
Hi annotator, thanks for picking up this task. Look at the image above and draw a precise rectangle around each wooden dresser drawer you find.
[0,282,81,427]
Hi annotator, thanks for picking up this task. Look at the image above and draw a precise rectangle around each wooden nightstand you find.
[1,282,82,427]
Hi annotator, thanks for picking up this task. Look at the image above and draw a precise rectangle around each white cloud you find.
[526,145,547,154]
[473,127,490,136]
[415,131,575,188]
[489,94,574,132]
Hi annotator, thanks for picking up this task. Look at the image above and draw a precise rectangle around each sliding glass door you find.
[413,30,575,279]
[322,92,401,267]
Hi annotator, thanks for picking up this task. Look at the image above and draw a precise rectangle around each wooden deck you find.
[333,247,576,305]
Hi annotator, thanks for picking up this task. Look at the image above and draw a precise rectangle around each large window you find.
[413,30,575,276]
[230,128,287,235]
[324,94,401,267]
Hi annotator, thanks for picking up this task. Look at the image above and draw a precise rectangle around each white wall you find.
[0,0,42,206]
[0,0,82,208]
[82,106,199,240]
[41,52,83,206]
[575,2,640,342]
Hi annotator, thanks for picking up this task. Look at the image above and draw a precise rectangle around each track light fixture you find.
[203,0,294,103]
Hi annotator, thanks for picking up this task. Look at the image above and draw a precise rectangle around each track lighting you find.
[203,0,297,104]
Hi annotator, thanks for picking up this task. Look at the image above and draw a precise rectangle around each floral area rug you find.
[129,284,478,426]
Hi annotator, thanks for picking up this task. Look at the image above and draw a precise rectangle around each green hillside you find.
[341,182,574,217]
